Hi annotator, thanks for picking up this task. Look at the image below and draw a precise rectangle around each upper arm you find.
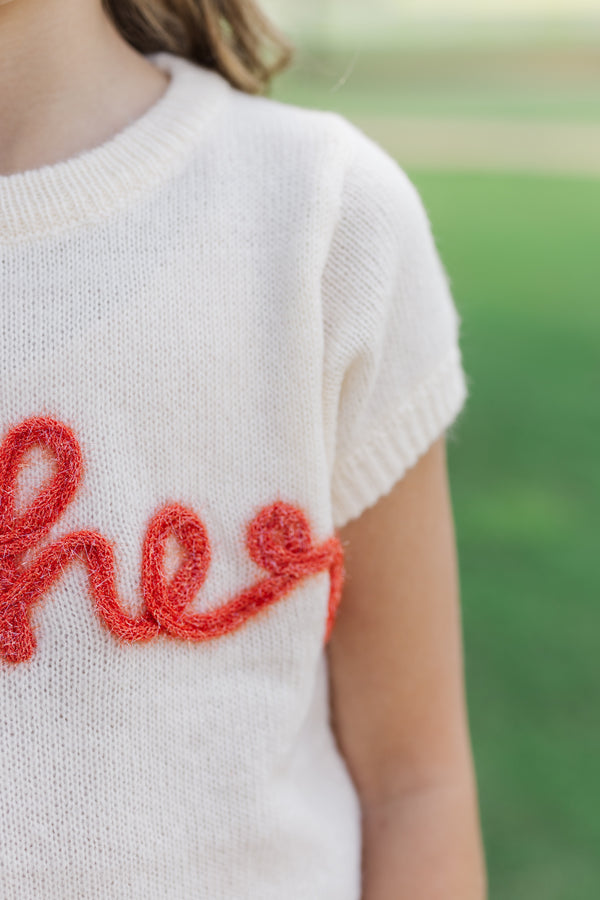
[326,434,477,808]
[320,119,473,806]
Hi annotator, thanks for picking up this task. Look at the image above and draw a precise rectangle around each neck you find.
[0,0,169,175]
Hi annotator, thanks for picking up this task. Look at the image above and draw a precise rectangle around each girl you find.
[0,0,487,898]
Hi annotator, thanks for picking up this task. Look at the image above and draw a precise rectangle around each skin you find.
[1,1,487,894]
[0,0,168,176]
[329,436,488,898]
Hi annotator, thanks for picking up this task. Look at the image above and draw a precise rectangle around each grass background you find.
[271,35,600,900]
[271,40,600,121]
[417,171,600,899]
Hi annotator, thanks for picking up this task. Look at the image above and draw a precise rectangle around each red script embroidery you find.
[0,416,344,665]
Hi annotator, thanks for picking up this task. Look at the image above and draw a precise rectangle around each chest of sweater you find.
[0,51,378,898]
[0,199,339,649]
[0,214,351,893]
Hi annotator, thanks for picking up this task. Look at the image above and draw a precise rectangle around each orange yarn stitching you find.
[0,416,344,664]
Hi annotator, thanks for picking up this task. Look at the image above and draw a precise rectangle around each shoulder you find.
[222,86,355,160]
[230,89,431,240]
[214,79,419,206]
[162,52,423,218]
[175,54,435,259]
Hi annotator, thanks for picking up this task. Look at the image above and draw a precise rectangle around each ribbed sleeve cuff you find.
[331,347,469,529]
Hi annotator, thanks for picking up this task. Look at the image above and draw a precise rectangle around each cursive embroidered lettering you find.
[0,416,344,665]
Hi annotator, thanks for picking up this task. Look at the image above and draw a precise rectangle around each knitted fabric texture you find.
[0,416,343,664]
[0,51,468,900]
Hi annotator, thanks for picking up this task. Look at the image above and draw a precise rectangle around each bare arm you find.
[326,435,488,899]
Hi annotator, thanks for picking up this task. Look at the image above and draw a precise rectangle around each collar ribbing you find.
[0,52,229,242]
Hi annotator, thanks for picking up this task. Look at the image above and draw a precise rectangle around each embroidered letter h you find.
[0,416,344,664]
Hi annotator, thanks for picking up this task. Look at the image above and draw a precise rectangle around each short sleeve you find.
[322,119,470,529]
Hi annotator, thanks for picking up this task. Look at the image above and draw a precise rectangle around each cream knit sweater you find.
[0,51,468,899]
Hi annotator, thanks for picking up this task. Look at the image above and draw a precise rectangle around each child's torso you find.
[0,118,361,899]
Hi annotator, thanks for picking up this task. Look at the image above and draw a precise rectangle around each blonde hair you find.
[101,0,294,94]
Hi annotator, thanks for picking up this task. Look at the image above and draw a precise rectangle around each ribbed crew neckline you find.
[0,52,229,242]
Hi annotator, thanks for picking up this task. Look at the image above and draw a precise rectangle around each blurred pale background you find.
[263,3,600,899]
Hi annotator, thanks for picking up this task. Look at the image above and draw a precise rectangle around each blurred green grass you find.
[271,43,600,121]
[272,46,600,899]
[274,80,600,121]
[414,171,600,899]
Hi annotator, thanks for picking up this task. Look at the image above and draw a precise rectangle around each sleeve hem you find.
[331,347,469,529]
